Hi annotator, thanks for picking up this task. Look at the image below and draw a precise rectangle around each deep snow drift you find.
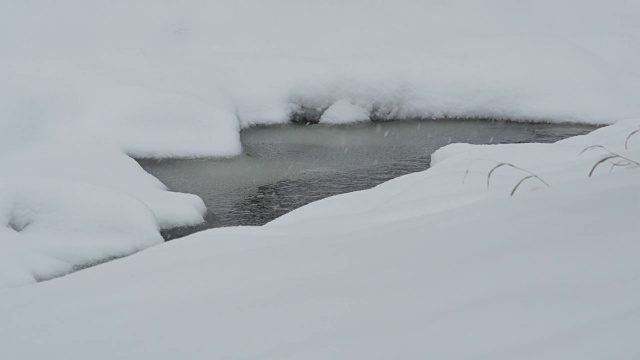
[0,119,638,359]
[1,0,640,287]
[3,0,640,157]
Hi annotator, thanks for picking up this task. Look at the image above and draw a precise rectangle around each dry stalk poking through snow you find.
[486,162,550,196]
[579,145,640,177]
[625,128,640,150]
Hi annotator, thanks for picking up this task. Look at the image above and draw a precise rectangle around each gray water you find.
[138,119,597,239]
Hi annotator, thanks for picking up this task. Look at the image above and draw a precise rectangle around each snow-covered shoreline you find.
[2,1,639,356]
[3,0,640,288]
[1,118,638,359]
[3,1,640,158]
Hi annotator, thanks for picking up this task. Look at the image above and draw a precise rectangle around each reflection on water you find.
[138,119,597,240]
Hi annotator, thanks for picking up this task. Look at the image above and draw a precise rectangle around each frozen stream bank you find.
[139,120,596,239]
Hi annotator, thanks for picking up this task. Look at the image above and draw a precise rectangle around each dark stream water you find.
[138,119,596,240]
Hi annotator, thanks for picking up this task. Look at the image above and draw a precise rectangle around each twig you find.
[510,175,547,196]
[580,145,640,177]
[487,162,549,189]
[625,129,640,150]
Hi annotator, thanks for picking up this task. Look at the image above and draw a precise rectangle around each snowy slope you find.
[2,1,640,157]
[1,0,640,287]
[0,120,638,359]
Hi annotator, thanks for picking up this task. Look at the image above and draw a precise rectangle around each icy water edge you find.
[138,119,597,240]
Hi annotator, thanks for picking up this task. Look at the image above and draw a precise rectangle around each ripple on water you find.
[137,119,598,240]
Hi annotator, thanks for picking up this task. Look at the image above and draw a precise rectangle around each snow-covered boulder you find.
[320,100,370,124]
[0,178,162,287]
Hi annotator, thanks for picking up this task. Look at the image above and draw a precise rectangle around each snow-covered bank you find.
[1,0,640,287]
[3,1,640,158]
[1,120,638,359]
[0,145,207,287]
[269,119,640,228]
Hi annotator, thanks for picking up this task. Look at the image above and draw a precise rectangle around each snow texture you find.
[0,145,206,287]
[0,119,638,359]
[1,0,640,286]
[320,100,371,124]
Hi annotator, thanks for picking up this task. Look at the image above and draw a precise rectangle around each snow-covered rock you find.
[0,143,207,288]
[0,178,162,287]
[320,100,370,124]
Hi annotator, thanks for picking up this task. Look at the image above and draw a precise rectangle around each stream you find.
[138,119,597,240]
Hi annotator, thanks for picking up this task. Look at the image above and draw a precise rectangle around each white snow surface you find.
[0,120,639,358]
[2,1,640,152]
[320,100,371,124]
[0,144,206,287]
[1,1,640,285]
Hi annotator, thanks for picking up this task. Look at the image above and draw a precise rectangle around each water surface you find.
[138,120,596,239]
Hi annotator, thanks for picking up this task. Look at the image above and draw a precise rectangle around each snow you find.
[0,178,161,287]
[0,119,638,358]
[0,0,640,338]
[3,2,640,149]
[271,119,640,229]
[320,100,370,124]
[0,144,207,287]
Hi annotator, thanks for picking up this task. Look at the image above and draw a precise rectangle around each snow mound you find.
[320,100,370,124]
[0,120,638,358]
[0,178,162,288]
[0,144,207,287]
